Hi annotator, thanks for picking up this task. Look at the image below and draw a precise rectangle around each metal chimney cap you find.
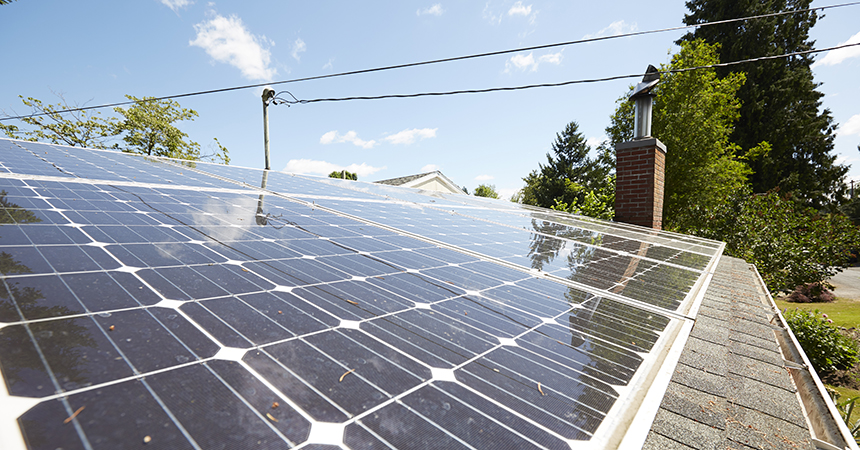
[630,65,660,100]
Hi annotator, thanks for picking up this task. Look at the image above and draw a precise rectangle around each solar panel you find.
[0,139,723,449]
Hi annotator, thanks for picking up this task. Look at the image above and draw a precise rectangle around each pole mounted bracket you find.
[262,88,276,106]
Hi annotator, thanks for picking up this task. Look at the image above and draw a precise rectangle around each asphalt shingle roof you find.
[644,256,815,449]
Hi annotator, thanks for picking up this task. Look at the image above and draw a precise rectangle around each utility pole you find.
[262,87,275,170]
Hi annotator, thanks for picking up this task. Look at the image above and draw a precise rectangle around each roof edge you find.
[402,171,463,194]
[614,246,725,449]
[755,264,859,450]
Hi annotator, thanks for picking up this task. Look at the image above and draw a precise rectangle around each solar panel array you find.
[0,138,722,449]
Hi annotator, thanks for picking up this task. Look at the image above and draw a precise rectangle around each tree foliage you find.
[606,39,762,229]
[550,176,615,220]
[114,95,229,164]
[603,39,860,291]
[0,95,116,148]
[519,121,614,219]
[1,94,228,164]
[681,187,860,293]
[474,184,499,199]
[328,170,358,181]
[680,0,846,209]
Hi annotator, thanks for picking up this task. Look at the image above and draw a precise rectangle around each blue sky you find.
[2,0,859,200]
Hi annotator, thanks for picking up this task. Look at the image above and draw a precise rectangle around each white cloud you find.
[586,136,606,148]
[319,130,377,149]
[284,159,385,178]
[508,1,531,16]
[583,20,638,39]
[842,114,860,136]
[539,52,561,65]
[475,174,494,181]
[421,164,440,172]
[508,53,535,70]
[319,131,338,145]
[383,128,438,145]
[814,31,860,68]
[161,0,193,11]
[836,155,859,167]
[190,12,276,81]
[322,58,334,70]
[505,51,563,72]
[497,187,519,202]
[291,38,306,62]
[482,2,503,25]
[417,4,444,16]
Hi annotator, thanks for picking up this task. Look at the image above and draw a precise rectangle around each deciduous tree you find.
[474,184,499,199]
[0,95,115,148]
[114,95,229,164]
[683,187,860,293]
[606,39,761,230]
[1,94,229,164]
[328,170,358,180]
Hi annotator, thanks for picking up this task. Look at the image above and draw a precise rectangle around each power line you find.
[1,1,858,122]
[266,42,860,105]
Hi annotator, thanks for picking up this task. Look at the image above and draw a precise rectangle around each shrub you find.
[784,309,859,374]
[673,187,860,293]
[786,282,836,303]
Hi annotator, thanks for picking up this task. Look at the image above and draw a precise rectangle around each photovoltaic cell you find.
[0,139,723,449]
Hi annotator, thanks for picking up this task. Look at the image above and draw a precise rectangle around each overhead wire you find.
[1,1,858,121]
[249,42,860,105]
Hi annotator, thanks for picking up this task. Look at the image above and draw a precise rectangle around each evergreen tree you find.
[680,0,846,209]
[520,121,613,209]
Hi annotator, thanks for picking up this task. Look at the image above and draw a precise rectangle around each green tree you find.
[328,170,358,180]
[520,121,614,212]
[113,95,228,164]
[473,184,499,199]
[606,39,762,230]
[1,94,229,164]
[680,0,846,209]
[550,176,615,220]
[683,187,860,293]
[0,95,116,148]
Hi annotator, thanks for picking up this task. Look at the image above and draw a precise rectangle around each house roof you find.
[374,171,437,186]
[374,170,464,194]
[643,256,826,449]
[0,138,853,450]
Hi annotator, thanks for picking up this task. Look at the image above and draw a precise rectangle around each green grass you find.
[776,294,860,427]
[774,296,860,329]
[830,385,860,402]
[830,385,860,427]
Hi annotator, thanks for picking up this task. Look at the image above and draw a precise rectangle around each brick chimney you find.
[614,65,666,230]
[614,138,666,230]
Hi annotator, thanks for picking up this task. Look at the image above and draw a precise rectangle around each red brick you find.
[614,139,665,230]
